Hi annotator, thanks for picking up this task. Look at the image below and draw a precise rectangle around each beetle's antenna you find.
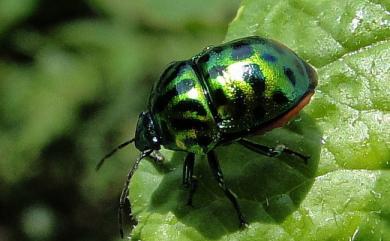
[118,149,153,238]
[96,138,135,171]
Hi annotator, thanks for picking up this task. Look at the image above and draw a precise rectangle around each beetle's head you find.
[134,112,161,151]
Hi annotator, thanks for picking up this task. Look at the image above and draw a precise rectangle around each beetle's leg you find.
[182,153,190,186]
[150,150,165,165]
[238,138,309,164]
[182,153,197,206]
[207,151,248,228]
[118,150,153,238]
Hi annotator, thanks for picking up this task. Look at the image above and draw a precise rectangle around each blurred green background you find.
[0,0,240,240]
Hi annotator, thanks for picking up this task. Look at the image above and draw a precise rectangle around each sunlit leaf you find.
[129,0,390,240]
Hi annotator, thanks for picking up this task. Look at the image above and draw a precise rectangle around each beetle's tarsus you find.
[118,150,153,238]
[238,139,309,164]
[186,177,197,207]
[208,151,247,229]
[282,146,310,164]
[239,217,249,229]
[183,153,197,206]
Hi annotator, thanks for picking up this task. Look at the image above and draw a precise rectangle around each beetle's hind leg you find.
[182,153,197,206]
[207,151,248,228]
[238,138,309,164]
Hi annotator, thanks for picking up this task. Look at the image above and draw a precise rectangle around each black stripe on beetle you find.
[272,91,290,104]
[242,64,265,96]
[158,62,185,88]
[284,67,296,86]
[153,79,196,113]
[294,59,305,75]
[231,43,254,60]
[208,66,225,79]
[213,88,229,107]
[175,79,195,94]
[171,100,207,116]
[261,53,277,62]
[232,88,246,117]
[152,88,178,113]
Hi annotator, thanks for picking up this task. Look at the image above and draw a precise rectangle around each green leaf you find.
[88,0,240,30]
[129,0,390,240]
[0,0,38,35]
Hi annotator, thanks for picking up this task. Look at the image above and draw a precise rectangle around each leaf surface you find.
[130,0,390,240]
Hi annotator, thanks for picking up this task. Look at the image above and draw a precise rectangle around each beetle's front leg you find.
[149,150,165,165]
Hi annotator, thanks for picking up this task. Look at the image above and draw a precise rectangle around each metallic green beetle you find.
[98,36,317,236]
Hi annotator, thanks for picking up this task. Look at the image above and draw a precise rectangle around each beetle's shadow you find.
[146,113,322,239]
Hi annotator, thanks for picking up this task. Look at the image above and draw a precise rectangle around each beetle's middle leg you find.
[182,153,197,206]
[238,138,309,164]
[207,151,248,228]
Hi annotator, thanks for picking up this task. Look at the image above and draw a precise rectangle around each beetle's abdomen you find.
[149,61,219,154]
[194,36,317,137]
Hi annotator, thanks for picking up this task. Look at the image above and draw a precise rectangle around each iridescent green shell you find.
[148,36,317,154]
[148,62,219,154]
